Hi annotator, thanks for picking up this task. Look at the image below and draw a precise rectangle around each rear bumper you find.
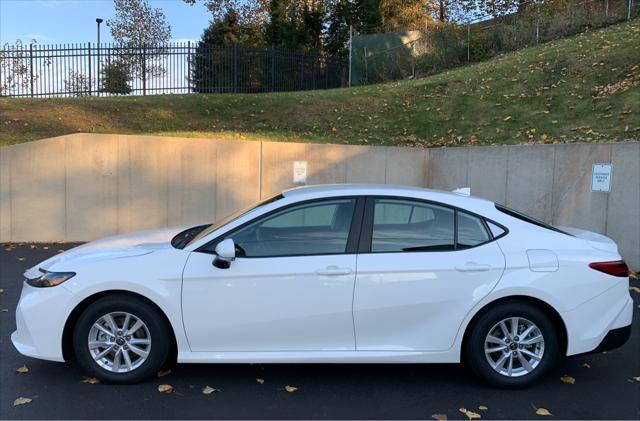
[571,324,632,357]
[592,324,632,353]
[562,280,633,356]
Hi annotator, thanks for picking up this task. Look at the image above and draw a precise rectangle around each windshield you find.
[175,193,284,249]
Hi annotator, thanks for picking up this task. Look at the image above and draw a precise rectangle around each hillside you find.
[1,20,638,147]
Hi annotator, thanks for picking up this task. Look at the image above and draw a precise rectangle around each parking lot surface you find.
[1,243,638,420]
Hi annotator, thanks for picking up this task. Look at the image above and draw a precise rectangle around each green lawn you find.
[1,20,638,147]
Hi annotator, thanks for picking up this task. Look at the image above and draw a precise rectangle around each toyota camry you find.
[12,184,633,387]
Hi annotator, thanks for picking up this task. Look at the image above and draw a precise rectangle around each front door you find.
[182,197,362,352]
[353,197,505,351]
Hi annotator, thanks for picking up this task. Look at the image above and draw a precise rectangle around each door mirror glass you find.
[214,238,236,267]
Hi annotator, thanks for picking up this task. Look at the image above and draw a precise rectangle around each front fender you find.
[59,249,191,356]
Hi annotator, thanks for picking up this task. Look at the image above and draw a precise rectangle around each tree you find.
[0,39,43,96]
[380,0,434,31]
[107,0,172,77]
[458,0,532,19]
[191,9,264,93]
[183,0,270,24]
[64,71,92,96]
[100,59,132,94]
[265,0,325,52]
[324,0,384,56]
[325,0,355,56]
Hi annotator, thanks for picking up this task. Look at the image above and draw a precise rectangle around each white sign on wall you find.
[293,161,308,184]
[591,163,612,192]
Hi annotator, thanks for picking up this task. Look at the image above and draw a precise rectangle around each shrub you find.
[100,60,132,95]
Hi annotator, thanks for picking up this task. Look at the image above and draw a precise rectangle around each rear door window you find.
[370,199,455,252]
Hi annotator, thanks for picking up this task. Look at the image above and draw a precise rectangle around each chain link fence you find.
[354,0,637,84]
[0,43,348,98]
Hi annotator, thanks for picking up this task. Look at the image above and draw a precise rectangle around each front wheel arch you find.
[62,290,178,365]
[461,296,568,363]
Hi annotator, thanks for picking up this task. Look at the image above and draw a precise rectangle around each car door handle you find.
[316,266,353,276]
[455,263,492,272]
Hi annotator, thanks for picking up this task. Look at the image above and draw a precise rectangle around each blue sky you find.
[0,0,213,45]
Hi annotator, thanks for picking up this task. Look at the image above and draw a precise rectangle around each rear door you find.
[353,197,505,351]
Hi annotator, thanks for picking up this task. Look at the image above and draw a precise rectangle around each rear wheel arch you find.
[62,290,178,364]
[461,295,568,361]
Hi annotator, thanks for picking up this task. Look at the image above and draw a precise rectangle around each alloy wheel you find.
[87,311,152,373]
[484,316,545,377]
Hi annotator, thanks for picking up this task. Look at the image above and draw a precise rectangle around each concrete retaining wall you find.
[1,134,638,268]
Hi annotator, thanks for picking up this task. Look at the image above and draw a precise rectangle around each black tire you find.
[464,301,559,388]
[73,294,170,384]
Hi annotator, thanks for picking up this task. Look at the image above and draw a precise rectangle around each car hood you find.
[25,226,189,278]
[557,226,619,254]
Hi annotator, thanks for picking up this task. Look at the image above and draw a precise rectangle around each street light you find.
[96,18,103,45]
[96,18,103,96]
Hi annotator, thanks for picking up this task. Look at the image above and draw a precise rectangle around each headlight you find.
[26,271,76,288]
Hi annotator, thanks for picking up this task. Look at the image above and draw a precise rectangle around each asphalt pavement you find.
[1,243,639,420]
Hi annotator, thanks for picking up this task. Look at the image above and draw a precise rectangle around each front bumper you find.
[11,281,80,362]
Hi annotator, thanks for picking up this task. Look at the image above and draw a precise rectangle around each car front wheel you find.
[73,294,170,384]
[464,301,559,388]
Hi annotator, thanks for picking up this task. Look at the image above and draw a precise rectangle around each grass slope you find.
[1,21,639,147]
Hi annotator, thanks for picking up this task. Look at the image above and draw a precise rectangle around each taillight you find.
[588,260,629,277]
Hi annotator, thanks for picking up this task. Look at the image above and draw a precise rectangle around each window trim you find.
[359,195,508,254]
[196,196,366,258]
[494,203,571,236]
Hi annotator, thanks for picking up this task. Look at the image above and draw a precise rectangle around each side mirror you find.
[213,238,236,269]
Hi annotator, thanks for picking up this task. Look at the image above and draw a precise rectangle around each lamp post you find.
[96,18,103,95]
[96,18,103,45]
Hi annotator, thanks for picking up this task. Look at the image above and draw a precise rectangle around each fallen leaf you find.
[582,363,591,369]
[256,378,265,384]
[17,257,25,261]
[478,405,488,411]
[629,376,640,383]
[16,365,29,374]
[202,385,220,395]
[560,375,575,384]
[157,384,175,393]
[157,369,171,377]
[0,289,4,295]
[503,116,512,121]
[459,408,481,420]
[284,385,299,393]
[536,407,552,416]
[81,376,100,384]
[432,414,448,421]
[13,397,32,406]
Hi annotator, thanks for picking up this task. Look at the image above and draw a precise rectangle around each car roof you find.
[282,184,493,206]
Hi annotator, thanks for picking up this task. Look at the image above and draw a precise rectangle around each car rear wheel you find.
[464,301,559,388]
[73,294,170,384]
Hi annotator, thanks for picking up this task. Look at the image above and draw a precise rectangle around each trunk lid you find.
[557,226,619,254]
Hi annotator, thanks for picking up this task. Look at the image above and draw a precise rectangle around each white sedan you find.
[12,184,633,387]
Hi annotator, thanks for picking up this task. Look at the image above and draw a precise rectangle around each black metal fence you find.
[0,42,349,98]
